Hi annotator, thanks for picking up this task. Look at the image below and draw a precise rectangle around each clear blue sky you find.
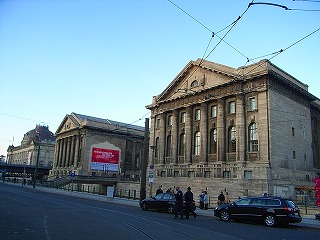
[0,0,319,157]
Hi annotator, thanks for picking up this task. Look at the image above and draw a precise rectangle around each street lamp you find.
[33,132,41,188]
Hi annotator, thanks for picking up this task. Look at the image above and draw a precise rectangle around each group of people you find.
[199,191,209,210]
[218,191,230,205]
[155,185,231,218]
[172,186,197,220]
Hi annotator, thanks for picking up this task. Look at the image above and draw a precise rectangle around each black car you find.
[140,192,196,214]
[214,196,302,227]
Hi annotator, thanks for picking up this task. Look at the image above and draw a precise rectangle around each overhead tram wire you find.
[237,27,320,80]
[167,0,251,61]
[249,2,320,11]
[167,0,253,95]
[129,112,151,125]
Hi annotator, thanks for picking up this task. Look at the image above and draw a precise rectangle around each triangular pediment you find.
[155,59,237,103]
[55,113,81,135]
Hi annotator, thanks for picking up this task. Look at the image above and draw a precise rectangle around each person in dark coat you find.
[173,186,184,219]
[218,191,225,205]
[199,191,204,209]
[185,187,197,219]
[156,185,163,195]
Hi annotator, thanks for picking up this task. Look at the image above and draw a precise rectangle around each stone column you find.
[236,94,246,162]
[62,138,67,167]
[69,135,75,168]
[200,102,208,163]
[149,116,156,165]
[66,137,71,167]
[159,113,166,165]
[58,139,64,167]
[217,99,226,162]
[171,110,178,164]
[185,106,193,163]
[73,135,79,168]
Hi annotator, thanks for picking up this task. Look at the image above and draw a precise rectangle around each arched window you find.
[228,126,236,152]
[179,133,185,156]
[249,123,258,152]
[194,131,201,155]
[191,80,198,87]
[166,135,171,157]
[210,128,217,154]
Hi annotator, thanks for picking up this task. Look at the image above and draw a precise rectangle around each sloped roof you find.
[147,59,317,108]
[72,112,145,132]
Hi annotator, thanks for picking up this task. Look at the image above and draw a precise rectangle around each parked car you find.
[140,192,196,214]
[214,196,302,227]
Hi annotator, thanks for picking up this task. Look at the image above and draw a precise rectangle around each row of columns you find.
[151,96,247,165]
[54,135,80,168]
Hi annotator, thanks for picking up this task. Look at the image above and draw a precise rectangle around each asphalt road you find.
[1,183,319,240]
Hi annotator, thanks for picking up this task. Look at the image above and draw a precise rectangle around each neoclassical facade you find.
[7,125,55,167]
[146,59,320,200]
[50,113,145,179]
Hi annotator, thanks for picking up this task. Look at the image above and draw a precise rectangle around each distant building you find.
[146,59,320,200]
[7,125,55,167]
[50,113,145,179]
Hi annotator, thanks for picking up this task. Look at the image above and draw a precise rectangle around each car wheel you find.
[141,202,148,211]
[264,214,276,227]
[168,205,174,214]
[219,210,230,221]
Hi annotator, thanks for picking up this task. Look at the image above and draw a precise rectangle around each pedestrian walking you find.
[203,191,209,210]
[199,191,204,209]
[218,191,225,205]
[173,186,184,219]
[185,187,197,219]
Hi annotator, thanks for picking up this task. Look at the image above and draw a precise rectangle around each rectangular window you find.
[306,175,310,182]
[205,171,211,178]
[156,118,160,128]
[229,101,236,114]
[248,97,257,111]
[188,171,195,178]
[194,132,200,155]
[195,109,201,120]
[210,105,217,118]
[244,170,253,180]
[293,151,296,159]
[292,127,295,136]
[167,115,172,126]
[161,171,166,178]
[174,171,179,178]
[180,112,186,123]
[223,171,231,179]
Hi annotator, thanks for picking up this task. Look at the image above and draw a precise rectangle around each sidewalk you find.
[6,182,320,229]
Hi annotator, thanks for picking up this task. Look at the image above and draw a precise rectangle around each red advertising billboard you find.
[91,148,119,172]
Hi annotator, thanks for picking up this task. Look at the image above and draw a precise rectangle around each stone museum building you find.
[146,59,320,201]
[50,112,145,180]
[7,125,55,167]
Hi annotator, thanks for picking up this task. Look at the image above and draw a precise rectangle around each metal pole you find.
[140,118,149,202]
